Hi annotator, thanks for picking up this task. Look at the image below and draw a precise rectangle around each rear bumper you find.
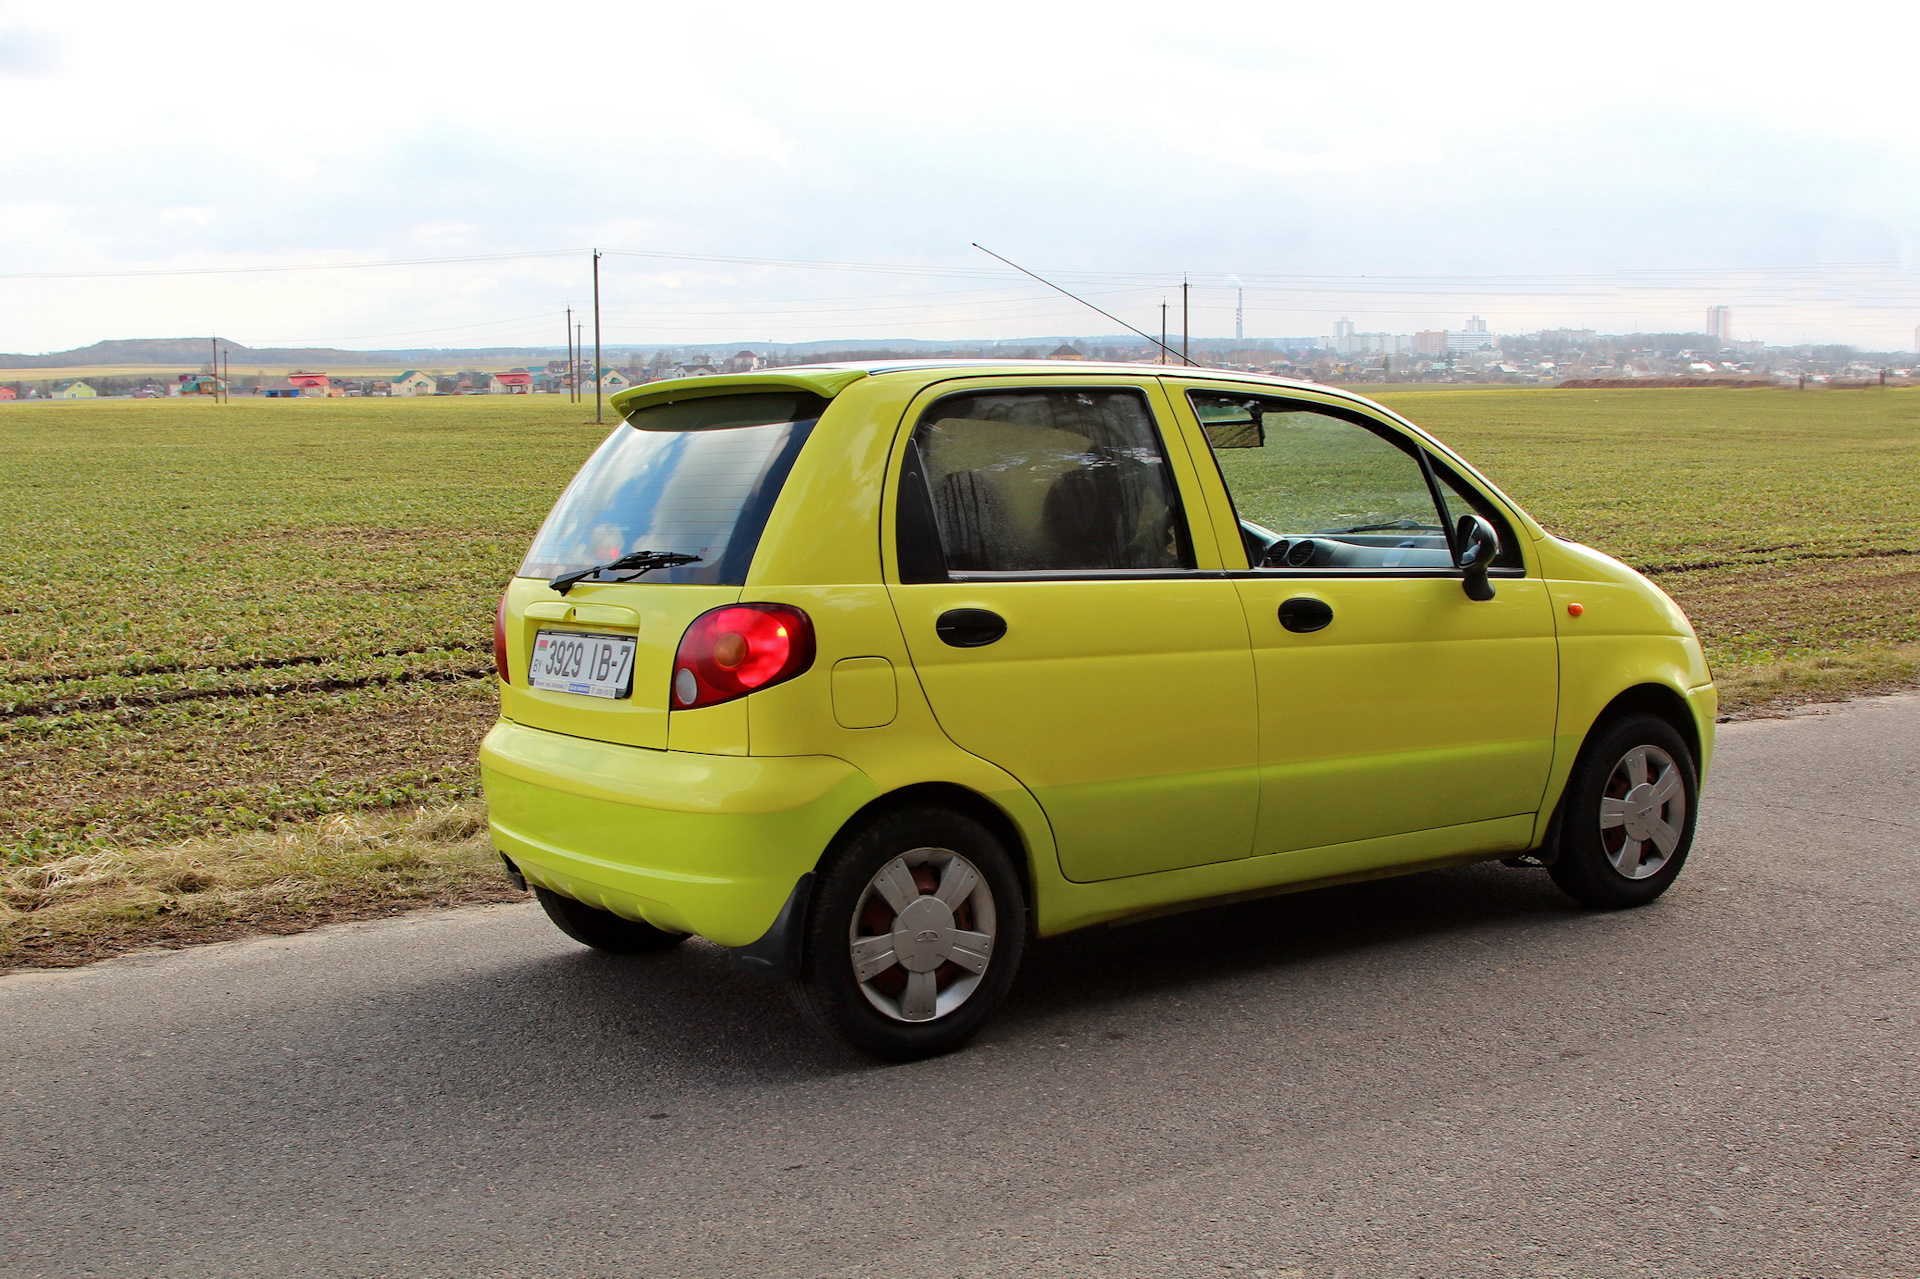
[480,719,878,946]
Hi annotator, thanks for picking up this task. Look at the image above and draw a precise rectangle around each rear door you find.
[1166,381,1559,857]
[886,377,1258,882]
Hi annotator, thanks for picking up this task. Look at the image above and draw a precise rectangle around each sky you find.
[3,0,1918,354]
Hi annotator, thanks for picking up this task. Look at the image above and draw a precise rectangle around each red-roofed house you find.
[287,371,334,397]
[489,369,534,394]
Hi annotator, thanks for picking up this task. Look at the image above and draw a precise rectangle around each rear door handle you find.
[936,608,1007,648]
[1278,597,1334,633]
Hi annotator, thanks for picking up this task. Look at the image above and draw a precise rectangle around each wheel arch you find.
[1588,681,1702,766]
[826,781,1037,908]
[1534,679,1708,858]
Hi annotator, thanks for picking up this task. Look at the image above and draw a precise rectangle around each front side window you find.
[519,391,827,585]
[1190,390,1455,571]
[904,387,1193,575]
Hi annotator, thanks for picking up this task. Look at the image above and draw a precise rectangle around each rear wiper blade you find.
[549,550,701,596]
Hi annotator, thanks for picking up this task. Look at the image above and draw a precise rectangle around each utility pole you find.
[1236,283,1244,343]
[576,323,584,401]
[210,336,219,401]
[221,346,230,402]
[592,248,604,424]
[1159,302,1167,365]
[1181,279,1190,366]
[565,307,574,402]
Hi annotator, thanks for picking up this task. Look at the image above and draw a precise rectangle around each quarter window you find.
[1190,390,1455,571]
[905,388,1192,575]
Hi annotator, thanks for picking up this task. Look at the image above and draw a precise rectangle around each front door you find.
[1167,382,1559,858]
[887,379,1259,882]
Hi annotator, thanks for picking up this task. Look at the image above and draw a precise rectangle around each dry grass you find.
[1712,643,1920,719]
[0,801,524,969]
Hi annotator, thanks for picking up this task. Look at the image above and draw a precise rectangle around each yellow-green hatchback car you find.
[482,362,1714,1059]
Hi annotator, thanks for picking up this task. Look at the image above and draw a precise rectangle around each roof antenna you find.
[972,243,1188,365]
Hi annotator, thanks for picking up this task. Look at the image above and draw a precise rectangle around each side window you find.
[1189,390,1453,571]
[903,388,1193,575]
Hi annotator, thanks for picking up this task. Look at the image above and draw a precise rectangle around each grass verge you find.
[1713,644,1920,719]
[0,802,526,970]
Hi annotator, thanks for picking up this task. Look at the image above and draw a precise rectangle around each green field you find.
[1385,386,1920,668]
[2,387,1917,962]
[2,396,598,860]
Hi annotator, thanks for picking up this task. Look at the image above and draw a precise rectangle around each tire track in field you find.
[1637,544,1919,576]
[0,641,490,687]
[0,665,494,720]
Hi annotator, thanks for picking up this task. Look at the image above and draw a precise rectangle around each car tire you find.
[1548,713,1698,909]
[535,886,690,954]
[790,805,1027,1062]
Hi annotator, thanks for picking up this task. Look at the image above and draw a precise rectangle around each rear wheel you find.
[535,886,690,954]
[1548,713,1698,909]
[791,805,1026,1061]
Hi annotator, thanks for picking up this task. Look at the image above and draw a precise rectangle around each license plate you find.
[529,629,637,700]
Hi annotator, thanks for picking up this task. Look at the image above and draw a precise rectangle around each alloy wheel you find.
[848,848,997,1023]
[1598,744,1687,880]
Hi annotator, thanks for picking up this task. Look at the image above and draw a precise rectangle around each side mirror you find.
[1454,513,1498,601]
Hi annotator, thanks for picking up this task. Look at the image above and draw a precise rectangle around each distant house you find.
[52,380,97,399]
[175,373,223,396]
[391,370,436,397]
[726,349,761,374]
[261,384,303,398]
[287,371,334,397]
[490,369,534,395]
[1046,344,1084,361]
[671,360,718,379]
[599,367,632,392]
[0,386,16,401]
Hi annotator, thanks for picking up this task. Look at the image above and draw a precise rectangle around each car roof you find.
[607,358,1381,418]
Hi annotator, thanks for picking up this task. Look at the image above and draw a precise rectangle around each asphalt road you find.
[5,696,1918,1279]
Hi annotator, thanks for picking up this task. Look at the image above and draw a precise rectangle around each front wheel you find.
[1548,714,1698,909]
[791,806,1027,1061]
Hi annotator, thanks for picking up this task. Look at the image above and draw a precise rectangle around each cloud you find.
[1,0,1918,349]
[0,26,57,76]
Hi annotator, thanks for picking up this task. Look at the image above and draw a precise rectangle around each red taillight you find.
[494,595,511,684]
[672,603,814,709]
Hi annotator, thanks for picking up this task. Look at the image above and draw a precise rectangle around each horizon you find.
[5,322,1911,367]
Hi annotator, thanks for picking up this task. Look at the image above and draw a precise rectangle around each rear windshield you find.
[518,391,829,586]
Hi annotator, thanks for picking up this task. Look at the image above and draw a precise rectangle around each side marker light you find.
[1567,602,1585,617]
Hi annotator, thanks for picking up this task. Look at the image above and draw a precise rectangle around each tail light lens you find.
[494,595,511,683]
[672,603,814,709]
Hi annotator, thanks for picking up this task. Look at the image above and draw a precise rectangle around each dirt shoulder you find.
[2,803,526,970]
[1712,645,1920,721]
